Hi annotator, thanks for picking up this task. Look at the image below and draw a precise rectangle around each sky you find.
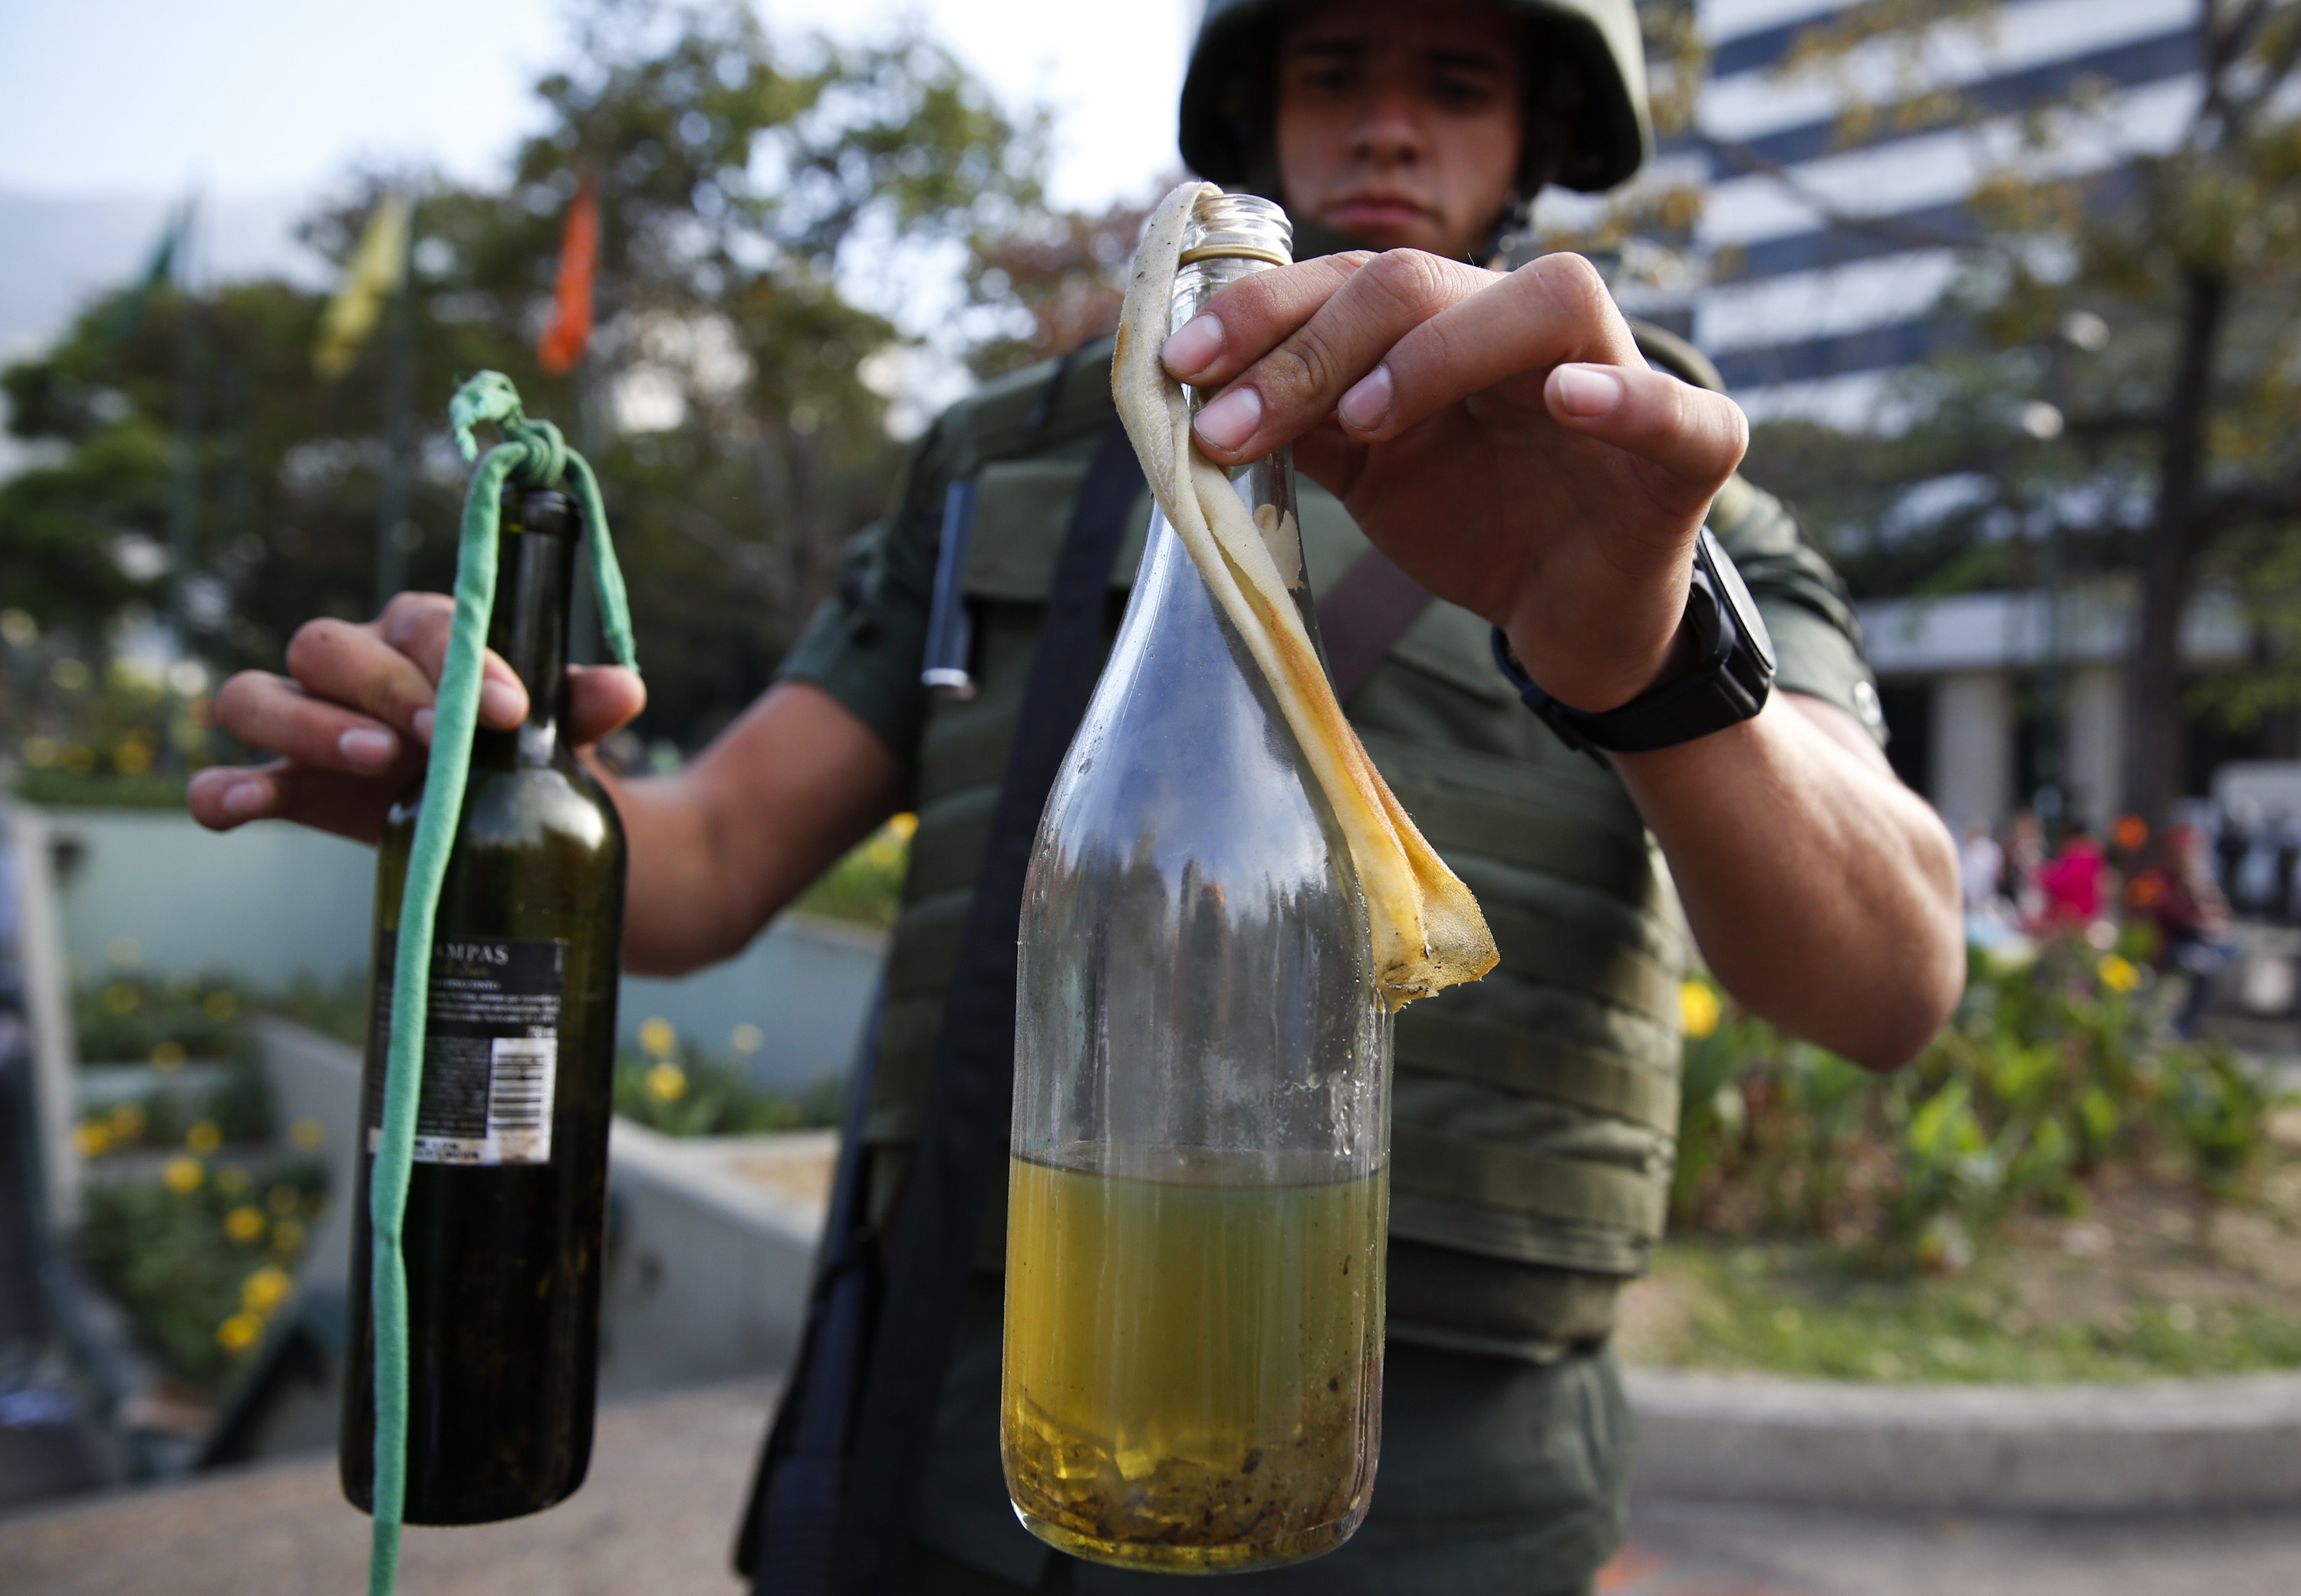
[0,0,1190,213]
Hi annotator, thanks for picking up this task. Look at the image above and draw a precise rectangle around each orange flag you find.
[538,174,599,377]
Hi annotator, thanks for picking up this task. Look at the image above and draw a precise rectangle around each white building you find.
[1604,0,2208,426]
[1856,586,2255,828]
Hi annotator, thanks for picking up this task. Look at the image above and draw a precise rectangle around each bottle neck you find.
[476,502,576,772]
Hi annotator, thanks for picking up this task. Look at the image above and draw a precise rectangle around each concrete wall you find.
[1927,671,2013,829]
[38,808,885,1089]
[2067,663,2126,830]
[597,1123,827,1398]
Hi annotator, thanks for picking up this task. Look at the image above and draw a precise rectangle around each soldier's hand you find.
[186,591,647,843]
[1160,248,1748,714]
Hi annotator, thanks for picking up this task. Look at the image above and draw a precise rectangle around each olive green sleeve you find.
[773,433,947,770]
[1709,475,1888,747]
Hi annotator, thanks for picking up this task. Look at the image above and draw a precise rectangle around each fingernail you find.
[1160,314,1224,377]
[222,781,268,821]
[1555,364,1625,418]
[480,680,524,726]
[1193,386,1261,452]
[1338,365,1394,432]
[338,728,397,771]
[412,707,435,743]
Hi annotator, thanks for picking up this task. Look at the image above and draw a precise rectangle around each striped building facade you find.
[1603,0,2207,426]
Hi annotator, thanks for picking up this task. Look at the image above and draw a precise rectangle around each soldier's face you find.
[1273,0,1524,258]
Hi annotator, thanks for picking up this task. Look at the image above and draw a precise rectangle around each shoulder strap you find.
[736,982,887,1591]
[1318,544,1434,701]
[831,416,1144,1594]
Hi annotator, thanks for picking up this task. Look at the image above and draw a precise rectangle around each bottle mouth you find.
[1180,191,1292,268]
[502,486,577,537]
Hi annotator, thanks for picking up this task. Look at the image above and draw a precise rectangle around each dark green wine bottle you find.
[341,485,627,1525]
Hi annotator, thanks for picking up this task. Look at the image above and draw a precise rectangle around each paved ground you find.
[7,1379,2301,1594]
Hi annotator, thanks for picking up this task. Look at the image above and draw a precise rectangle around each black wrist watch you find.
[1491,528,1776,763]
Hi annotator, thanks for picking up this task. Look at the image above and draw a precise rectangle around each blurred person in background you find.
[2034,824,2106,933]
[1959,819,2014,946]
[2127,821,2233,1035]
[2006,806,2048,925]
[186,0,1964,1589]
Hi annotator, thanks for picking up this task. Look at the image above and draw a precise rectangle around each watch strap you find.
[1492,530,1773,762]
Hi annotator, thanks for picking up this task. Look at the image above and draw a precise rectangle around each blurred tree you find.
[1717,0,2301,821]
[962,191,1159,377]
[2,0,1047,755]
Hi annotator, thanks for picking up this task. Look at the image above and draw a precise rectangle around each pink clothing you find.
[2036,839,2104,924]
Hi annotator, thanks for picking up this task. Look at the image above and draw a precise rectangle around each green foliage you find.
[614,1044,840,1137]
[790,816,910,929]
[1677,939,2285,1270]
[2,0,1054,761]
[252,972,372,1047]
[1653,1242,2301,1384]
[77,1157,327,1394]
[13,770,191,808]
[74,973,254,1066]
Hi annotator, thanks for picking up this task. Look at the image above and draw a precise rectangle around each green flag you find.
[95,198,192,350]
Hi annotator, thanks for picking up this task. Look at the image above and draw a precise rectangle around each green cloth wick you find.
[368,371,637,1595]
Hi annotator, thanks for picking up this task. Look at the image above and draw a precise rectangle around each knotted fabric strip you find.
[1111,181,1496,1009]
[367,371,639,1596]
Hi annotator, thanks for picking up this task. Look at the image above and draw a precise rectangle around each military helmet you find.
[1178,0,1653,196]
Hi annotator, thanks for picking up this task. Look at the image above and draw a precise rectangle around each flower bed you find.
[1646,931,2301,1381]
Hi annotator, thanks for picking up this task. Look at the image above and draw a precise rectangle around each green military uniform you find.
[775,327,1885,1591]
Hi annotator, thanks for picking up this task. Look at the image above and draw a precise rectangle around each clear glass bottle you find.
[1002,193,1390,1574]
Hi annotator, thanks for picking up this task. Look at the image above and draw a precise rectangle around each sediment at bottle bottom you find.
[1000,1147,1387,1571]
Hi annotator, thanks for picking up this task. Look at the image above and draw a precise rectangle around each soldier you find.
[190,0,1963,1590]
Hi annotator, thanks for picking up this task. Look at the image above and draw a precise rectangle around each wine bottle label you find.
[366,934,567,1166]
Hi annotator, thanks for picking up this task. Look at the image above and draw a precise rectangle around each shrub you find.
[1674,935,2282,1270]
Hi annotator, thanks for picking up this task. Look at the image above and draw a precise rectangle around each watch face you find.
[1701,529,1777,674]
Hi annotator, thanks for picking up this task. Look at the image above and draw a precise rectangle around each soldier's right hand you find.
[186,591,647,843]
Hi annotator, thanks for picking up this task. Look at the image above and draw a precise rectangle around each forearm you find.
[587,682,907,977]
[1615,693,1964,1070]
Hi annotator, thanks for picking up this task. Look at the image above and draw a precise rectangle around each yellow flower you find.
[101,982,140,1015]
[216,1163,250,1196]
[887,811,919,843]
[272,1218,308,1255]
[242,1265,293,1315]
[289,1117,327,1151]
[267,1184,302,1216]
[151,1040,187,1071]
[163,1157,203,1195]
[638,1017,676,1058]
[202,990,239,1022]
[73,1123,111,1158]
[114,735,153,775]
[107,1102,146,1141]
[646,1062,689,1102]
[186,1120,223,1155]
[2098,954,2141,994]
[216,1312,264,1354]
[224,1206,266,1243]
[1680,979,1723,1040]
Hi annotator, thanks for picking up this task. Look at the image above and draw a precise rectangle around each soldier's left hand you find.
[1160,249,1748,715]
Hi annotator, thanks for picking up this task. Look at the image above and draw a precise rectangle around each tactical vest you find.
[858,341,1697,1362]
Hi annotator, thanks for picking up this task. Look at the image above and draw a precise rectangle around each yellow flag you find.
[313,192,411,380]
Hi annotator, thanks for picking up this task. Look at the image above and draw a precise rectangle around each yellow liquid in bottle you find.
[1000,1145,1388,1571]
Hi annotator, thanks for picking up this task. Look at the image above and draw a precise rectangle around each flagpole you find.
[163,196,209,772]
[374,196,420,609]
